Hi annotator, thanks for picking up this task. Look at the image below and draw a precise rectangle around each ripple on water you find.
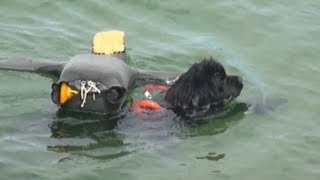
[0,0,320,179]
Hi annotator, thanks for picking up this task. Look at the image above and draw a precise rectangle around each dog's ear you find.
[165,58,243,117]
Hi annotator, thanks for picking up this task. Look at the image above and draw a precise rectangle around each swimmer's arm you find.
[128,69,180,88]
[0,57,65,79]
[137,69,179,83]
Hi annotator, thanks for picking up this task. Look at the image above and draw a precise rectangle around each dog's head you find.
[164,58,243,118]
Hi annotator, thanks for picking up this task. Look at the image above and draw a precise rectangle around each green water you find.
[0,0,319,179]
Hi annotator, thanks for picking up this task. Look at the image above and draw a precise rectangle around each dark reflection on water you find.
[56,151,134,162]
[47,137,127,153]
[47,102,248,161]
[196,152,226,161]
[180,102,248,137]
[72,151,133,160]
[50,109,121,139]
[48,109,128,154]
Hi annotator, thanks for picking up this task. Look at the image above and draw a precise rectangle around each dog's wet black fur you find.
[165,57,243,118]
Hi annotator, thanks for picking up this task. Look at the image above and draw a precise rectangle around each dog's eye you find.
[214,72,220,78]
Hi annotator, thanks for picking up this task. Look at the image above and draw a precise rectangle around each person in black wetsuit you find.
[0,31,243,120]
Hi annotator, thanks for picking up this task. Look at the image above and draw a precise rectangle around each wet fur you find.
[165,58,243,118]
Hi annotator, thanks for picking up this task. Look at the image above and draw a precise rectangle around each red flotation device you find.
[130,100,164,114]
[131,99,161,109]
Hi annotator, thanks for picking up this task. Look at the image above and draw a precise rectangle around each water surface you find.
[0,0,319,179]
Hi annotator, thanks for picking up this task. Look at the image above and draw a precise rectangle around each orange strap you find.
[144,84,169,92]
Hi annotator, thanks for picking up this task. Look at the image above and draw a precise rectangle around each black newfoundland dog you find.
[164,57,243,118]
[51,57,244,139]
